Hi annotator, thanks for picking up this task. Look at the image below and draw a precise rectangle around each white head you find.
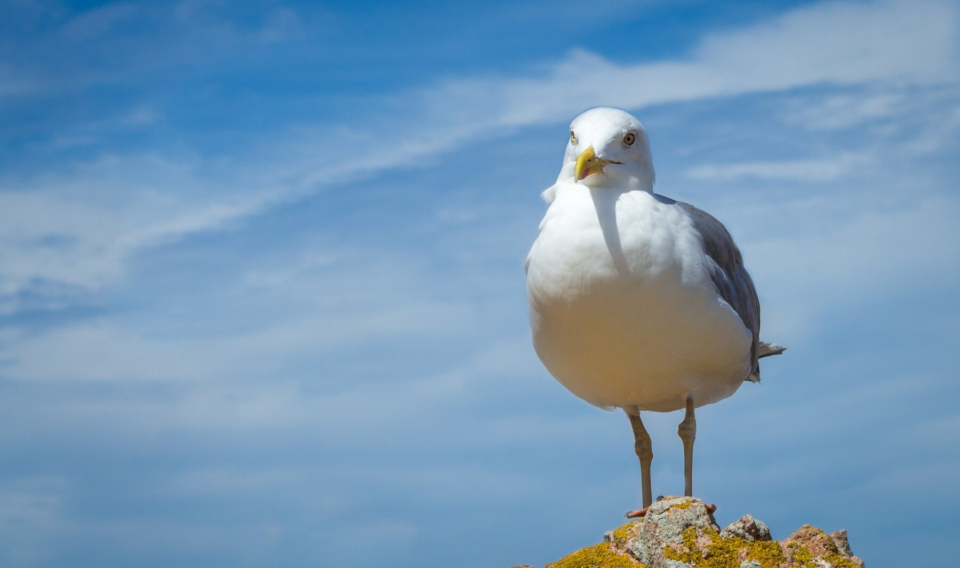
[557,107,655,191]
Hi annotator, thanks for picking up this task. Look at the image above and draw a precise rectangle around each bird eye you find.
[570,131,577,144]
[623,132,636,146]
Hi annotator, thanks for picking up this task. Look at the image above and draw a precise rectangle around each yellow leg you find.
[627,408,653,508]
[678,397,696,497]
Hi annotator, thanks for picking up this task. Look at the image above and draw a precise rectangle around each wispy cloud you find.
[782,92,906,131]
[403,0,958,137]
[4,0,956,322]
[683,152,872,182]
[0,155,287,311]
[1,2,958,566]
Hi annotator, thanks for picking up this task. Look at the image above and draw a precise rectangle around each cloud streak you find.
[408,0,958,135]
[3,0,957,321]
[683,152,872,182]
[0,2,958,567]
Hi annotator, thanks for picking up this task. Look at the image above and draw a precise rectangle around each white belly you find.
[526,186,752,412]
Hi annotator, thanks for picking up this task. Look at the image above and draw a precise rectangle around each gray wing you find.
[676,202,764,382]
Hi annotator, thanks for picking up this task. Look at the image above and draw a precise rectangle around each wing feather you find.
[677,202,763,382]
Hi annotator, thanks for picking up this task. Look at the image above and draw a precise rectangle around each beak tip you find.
[574,145,597,183]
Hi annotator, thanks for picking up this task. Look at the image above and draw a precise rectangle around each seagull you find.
[525,107,784,512]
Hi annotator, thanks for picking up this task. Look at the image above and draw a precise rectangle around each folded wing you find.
[677,202,766,382]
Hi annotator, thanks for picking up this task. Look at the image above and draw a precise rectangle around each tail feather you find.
[746,342,787,383]
[758,342,787,358]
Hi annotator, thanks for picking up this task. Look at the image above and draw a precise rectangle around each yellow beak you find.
[574,146,611,182]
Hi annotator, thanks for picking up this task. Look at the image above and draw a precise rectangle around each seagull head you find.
[559,107,655,191]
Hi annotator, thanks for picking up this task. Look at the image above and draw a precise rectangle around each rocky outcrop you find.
[526,496,863,568]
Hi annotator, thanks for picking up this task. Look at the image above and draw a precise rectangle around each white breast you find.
[525,185,752,412]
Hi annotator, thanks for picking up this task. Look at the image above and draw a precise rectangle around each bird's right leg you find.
[626,407,653,510]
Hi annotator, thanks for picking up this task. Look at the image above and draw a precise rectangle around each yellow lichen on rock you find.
[661,525,701,564]
[609,520,642,548]
[545,543,642,568]
[512,498,862,568]
[821,551,863,568]
[700,528,744,568]
[783,524,863,568]
[660,523,790,568]
[786,541,816,567]
[743,540,787,568]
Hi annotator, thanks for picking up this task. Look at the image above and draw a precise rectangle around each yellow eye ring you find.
[623,132,636,146]
[570,131,577,144]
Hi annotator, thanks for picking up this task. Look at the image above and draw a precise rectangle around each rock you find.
[830,529,857,558]
[543,543,639,568]
[627,496,719,568]
[782,525,865,568]
[720,515,771,542]
[532,497,864,568]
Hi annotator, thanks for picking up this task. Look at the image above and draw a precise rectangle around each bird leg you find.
[626,408,653,509]
[678,397,696,497]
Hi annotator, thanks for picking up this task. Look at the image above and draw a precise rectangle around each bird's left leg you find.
[678,396,696,497]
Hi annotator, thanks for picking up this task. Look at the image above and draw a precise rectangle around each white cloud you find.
[0,154,291,311]
[279,0,960,195]
[4,0,957,318]
[0,0,957,410]
[901,102,960,155]
[782,92,906,131]
[409,0,958,136]
[0,296,477,383]
[684,152,872,182]
[1,3,957,566]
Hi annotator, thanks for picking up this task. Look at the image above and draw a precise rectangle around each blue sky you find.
[1,0,959,566]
